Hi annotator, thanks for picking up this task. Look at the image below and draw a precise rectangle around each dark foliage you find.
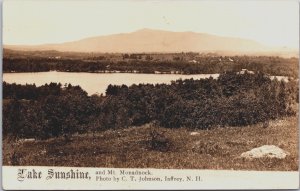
[3,55,299,77]
[149,129,171,152]
[3,72,298,139]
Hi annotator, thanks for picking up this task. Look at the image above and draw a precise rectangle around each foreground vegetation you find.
[3,116,298,170]
[3,72,298,140]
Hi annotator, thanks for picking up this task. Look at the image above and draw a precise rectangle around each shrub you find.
[148,126,171,152]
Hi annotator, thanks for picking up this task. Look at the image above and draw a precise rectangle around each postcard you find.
[2,0,299,190]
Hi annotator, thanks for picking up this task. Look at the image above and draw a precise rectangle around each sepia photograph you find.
[2,0,299,189]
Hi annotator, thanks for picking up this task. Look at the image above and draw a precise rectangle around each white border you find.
[2,166,299,190]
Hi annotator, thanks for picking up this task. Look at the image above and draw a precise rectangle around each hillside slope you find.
[5,29,273,53]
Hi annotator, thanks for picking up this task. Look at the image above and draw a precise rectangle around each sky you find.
[3,0,299,49]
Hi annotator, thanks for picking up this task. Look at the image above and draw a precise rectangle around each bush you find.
[149,128,171,152]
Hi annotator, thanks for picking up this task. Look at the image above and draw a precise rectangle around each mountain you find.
[4,28,296,54]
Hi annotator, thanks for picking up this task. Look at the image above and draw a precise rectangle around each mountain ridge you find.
[4,28,297,54]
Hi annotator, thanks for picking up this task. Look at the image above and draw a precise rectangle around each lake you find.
[3,71,219,95]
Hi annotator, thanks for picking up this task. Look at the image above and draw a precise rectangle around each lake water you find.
[3,71,219,95]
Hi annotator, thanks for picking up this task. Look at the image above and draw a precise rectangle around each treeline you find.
[3,55,299,77]
[3,83,95,139]
[3,72,299,139]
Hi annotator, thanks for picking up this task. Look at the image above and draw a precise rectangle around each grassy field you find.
[3,116,298,171]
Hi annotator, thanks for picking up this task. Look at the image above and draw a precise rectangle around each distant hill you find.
[4,28,298,56]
